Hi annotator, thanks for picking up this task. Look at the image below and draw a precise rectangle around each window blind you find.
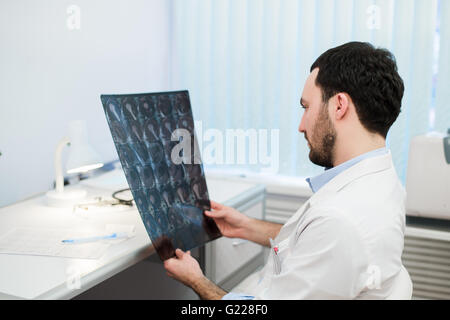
[170,0,447,182]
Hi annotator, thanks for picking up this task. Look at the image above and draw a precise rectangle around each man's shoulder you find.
[314,164,405,211]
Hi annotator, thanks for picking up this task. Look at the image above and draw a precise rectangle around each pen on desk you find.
[61,232,129,244]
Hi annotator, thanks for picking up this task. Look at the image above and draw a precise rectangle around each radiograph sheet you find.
[101,91,221,260]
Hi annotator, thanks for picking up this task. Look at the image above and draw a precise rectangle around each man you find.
[164,41,407,299]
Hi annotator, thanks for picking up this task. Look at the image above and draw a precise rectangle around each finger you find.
[204,209,226,218]
[210,200,224,210]
[186,250,191,256]
[175,248,184,258]
[163,258,172,268]
[166,271,174,278]
[164,258,175,270]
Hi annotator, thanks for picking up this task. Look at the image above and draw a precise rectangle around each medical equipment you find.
[406,130,450,220]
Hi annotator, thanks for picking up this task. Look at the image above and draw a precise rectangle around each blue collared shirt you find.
[306,147,388,193]
[221,147,388,300]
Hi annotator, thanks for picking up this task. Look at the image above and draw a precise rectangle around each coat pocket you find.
[269,238,283,275]
[270,237,292,276]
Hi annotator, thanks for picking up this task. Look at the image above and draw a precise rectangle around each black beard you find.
[309,132,335,168]
[308,107,336,168]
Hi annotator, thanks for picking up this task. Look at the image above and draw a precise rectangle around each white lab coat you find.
[247,151,406,299]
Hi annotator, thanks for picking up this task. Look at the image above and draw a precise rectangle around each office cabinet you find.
[204,187,265,291]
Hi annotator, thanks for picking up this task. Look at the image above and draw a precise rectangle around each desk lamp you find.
[46,120,104,207]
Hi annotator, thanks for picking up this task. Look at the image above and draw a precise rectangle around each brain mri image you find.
[101,91,221,260]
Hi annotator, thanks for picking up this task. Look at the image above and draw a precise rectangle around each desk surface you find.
[0,170,264,299]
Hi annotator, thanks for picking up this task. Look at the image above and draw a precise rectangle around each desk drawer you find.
[211,201,264,285]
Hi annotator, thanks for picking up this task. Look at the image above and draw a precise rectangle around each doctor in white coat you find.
[164,41,408,300]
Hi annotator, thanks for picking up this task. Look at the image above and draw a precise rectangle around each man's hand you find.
[205,200,283,247]
[164,249,203,287]
[204,200,251,239]
[164,248,227,300]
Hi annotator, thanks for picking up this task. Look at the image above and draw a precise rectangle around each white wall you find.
[0,0,171,207]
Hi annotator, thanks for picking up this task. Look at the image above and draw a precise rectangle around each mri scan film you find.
[101,91,221,260]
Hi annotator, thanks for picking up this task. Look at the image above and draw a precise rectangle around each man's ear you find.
[335,93,350,120]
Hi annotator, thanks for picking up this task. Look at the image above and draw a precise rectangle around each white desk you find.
[0,170,265,299]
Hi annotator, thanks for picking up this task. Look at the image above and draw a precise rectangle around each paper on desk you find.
[0,228,110,259]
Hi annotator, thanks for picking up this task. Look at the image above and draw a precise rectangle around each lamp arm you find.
[55,137,71,193]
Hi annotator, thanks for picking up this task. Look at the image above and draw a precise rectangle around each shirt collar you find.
[306,147,388,193]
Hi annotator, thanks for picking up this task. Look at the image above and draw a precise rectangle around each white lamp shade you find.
[66,120,103,174]
[66,144,103,174]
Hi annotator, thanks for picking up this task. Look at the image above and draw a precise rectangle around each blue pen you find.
[61,232,129,244]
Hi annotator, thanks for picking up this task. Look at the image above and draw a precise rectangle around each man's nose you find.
[298,114,306,133]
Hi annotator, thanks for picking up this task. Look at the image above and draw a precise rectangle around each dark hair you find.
[310,42,404,138]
